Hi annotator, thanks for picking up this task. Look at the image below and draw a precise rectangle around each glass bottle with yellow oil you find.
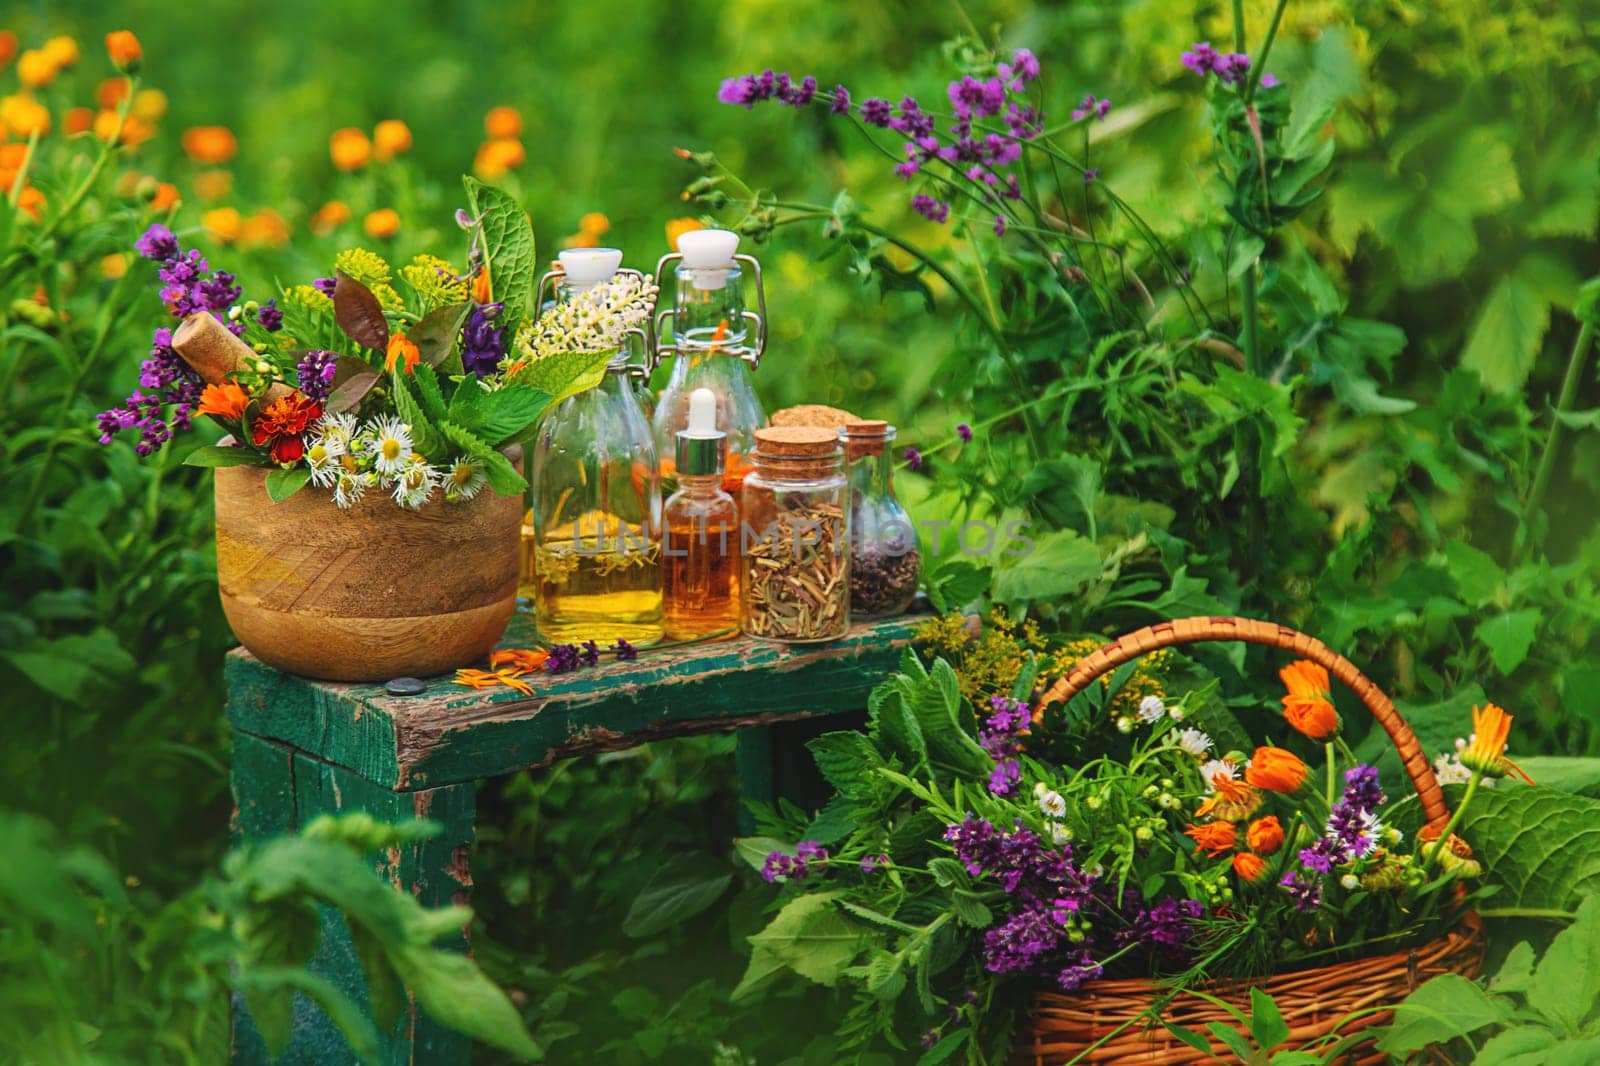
[651,229,768,498]
[529,248,664,646]
[662,388,739,640]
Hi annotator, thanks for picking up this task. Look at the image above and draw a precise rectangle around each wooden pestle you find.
[171,311,294,403]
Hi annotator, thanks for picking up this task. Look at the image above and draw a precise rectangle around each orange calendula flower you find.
[16,49,57,88]
[385,333,420,375]
[489,648,550,673]
[96,76,131,110]
[16,185,44,222]
[473,138,525,180]
[104,30,141,73]
[1232,852,1269,884]
[42,35,79,70]
[484,105,522,139]
[149,181,180,212]
[1183,821,1236,858]
[364,207,400,239]
[241,208,291,249]
[373,119,412,162]
[1281,660,1340,740]
[133,88,168,121]
[182,126,237,165]
[64,107,94,136]
[1458,703,1533,782]
[0,31,17,68]
[329,127,372,170]
[197,381,250,421]
[666,217,704,251]
[454,668,534,696]
[1246,815,1284,855]
[309,200,351,235]
[201,206,242,243]
[1,93,51,137]
[471,265,492,304]
[1246,747,1310,794]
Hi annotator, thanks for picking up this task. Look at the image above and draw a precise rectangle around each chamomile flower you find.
[392,460,437,509]
[443,457,487,502]
[1431,750,1473,786]
[368,417,413,478]
[1050,823,1073,846]
[1174,728,1213,757]
[1036,789,1067,818]
[333,469,368,509]
[1138,695,1165,724]
[1199,758,1241,792]
[315,412,357,457]
[304,441,339,487]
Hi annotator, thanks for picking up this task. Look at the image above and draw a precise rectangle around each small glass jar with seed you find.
[840,421,920,618]
[740,427,850,643]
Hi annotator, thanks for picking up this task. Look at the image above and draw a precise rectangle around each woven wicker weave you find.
[1025,617,1484,1065]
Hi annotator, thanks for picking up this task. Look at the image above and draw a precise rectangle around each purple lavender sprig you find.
[978,695,1031,796]
[461,301,506,379]
[295,349,339,401]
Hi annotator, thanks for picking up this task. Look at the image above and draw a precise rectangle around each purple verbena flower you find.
[612,638,638,662]
[1071,95,1112,122]
[295,349,339,401]
[957,422,973,442]
[545,644,582,673]
[761,842,828,883]
[860,853,890,874]
[462,301,507,378]
[255,298,283,332]
[829,85,852,115]
[1182,41,1253,85]
[911,194,950,223]
[903,446,923,471]
[135,223,179,261]
[999,48,1041,89]
[860,96,893,127]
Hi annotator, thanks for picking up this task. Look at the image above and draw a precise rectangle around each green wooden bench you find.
[227,609,920,1064]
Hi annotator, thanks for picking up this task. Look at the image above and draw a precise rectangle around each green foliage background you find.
[2,0,1599,1061]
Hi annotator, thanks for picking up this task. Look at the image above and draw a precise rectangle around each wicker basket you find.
[1024,617,1485,1065]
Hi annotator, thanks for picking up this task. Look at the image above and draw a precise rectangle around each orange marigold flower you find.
[16,49,57,89]
[241,208,291,249]
[666,217,704,251]
[373,118,412,162]
[149,181,180,212]
[100,252,128,279]
[64,107,94,136]
[197,381,250,421]
[193,168,232,202]
[1231,852,1269,884]
[309,200,351,236]
[1183,820,1236,858]
[473,138,525,180]
[329,127,372,171]
[96,76,131,109]
[484,105,522,139]
[363,207,400,239]
[105,30,141,73]
[16,185,44,222]
[1281,659,1340,740]
[182,125,237,165]
[1246,815,1284,855]
[1459,703,1533,782]
[1246,747,1310,794]
[489,648,550,673]
[578,211,610,237]
[471,265,492,304]
[385,333,419,375]
[42,35,79,70]
[252,392,322,465]
[0,31,17,68]
[1,93,50,137]
[133,88,168,121]
[201,206,242,243]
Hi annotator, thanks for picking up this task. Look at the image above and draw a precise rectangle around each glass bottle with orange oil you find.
[662,388,740,640]
[651,229,768,498]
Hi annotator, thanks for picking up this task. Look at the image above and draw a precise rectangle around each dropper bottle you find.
[662,387,740,641]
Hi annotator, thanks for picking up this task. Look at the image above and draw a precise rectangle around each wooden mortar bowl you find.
[213,449,522,681]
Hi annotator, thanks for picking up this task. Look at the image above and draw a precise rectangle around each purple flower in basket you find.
[295,349,339,401]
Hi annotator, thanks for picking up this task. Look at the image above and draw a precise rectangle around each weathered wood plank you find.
[227,611,920,790]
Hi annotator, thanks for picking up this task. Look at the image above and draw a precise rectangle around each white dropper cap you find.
[675,387,726,476]
[557,247,623,290]
[687,387,718,436]
[676,229,740,290]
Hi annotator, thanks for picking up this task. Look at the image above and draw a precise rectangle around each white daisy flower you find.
[368,417,413,478]
[1138,695,1165,724]
[1174,728,1212,757]
[392,461,437,509]
[1036,789,1067,818]
[333,470,368,509]
[1199,757,1239,792]
[315,412,358,458]
[305,441,339,487]
[443,458,487,502]
[1050,823,1073,846]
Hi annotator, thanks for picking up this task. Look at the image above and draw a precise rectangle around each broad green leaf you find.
[863,949,906,1001]
[265,467,311,503]
[1474,1027,1559,1065]
[622,853,732,938]
[504,348,616,406]
[392,944,541,1061]
[437,421,527,496]
[1250,987,1290,1051]
[949,890,991,928]
[732,836,789,873]
[1445,541,1506,608]
[1514,757,1600,797]
[1462,273,1554,394]
[1377,973,1508,1053]
[991,529,1102,605]
[1490,941,1537,995]
[349,924,405,1033]
[734,891,851,1000]
[2,629,137,701]
[1526,896,1600,1034]
[1474,609,1540,675]
[447,381,553,447]
[464,178,537,323]
[807,731,882,799]
[1455,785,1600,912]
[915,1030,968,1065]
[237,967,384,1066]
[410,364,449,425]
[183,445,265,468]
[925,559,989,613]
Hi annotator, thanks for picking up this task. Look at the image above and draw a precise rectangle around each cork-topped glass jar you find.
[840,421,919,618]
[739,426,850,643]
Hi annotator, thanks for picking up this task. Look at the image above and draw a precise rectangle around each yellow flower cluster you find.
[1048,638,1171,725]
[332,248,402,308]
[284,284,332,316]
[401,254,468,306]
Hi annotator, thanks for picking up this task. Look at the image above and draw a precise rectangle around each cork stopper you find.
[840,419,892,460]
[770,404,860,430]
[754,426,839,457]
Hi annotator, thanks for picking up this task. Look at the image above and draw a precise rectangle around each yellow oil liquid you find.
[517,510,537,599]
[534,512,663,646]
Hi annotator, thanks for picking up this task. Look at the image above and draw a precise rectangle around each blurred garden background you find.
[2,0,1598,1062]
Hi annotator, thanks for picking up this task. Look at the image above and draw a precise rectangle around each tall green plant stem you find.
[1525,318,1595,520]
[1232,0,1263,377]
[35,78,139,246]
[1423,770,1480,869]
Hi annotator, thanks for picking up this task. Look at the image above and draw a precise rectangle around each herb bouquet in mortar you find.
[97,180,627,680]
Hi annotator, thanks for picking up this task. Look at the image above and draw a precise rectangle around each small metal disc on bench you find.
[384,677,428,696]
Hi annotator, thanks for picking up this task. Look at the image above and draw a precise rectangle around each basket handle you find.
[1033,616,1453,837]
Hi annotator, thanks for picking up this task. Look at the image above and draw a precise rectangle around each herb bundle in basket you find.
[737,618,1502,1063]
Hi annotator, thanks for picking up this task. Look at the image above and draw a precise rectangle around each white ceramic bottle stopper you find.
[557,247,623,290]
[676,229,740,290]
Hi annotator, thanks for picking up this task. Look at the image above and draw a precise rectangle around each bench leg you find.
[735,711,867,833]
[230,730,477,1066]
